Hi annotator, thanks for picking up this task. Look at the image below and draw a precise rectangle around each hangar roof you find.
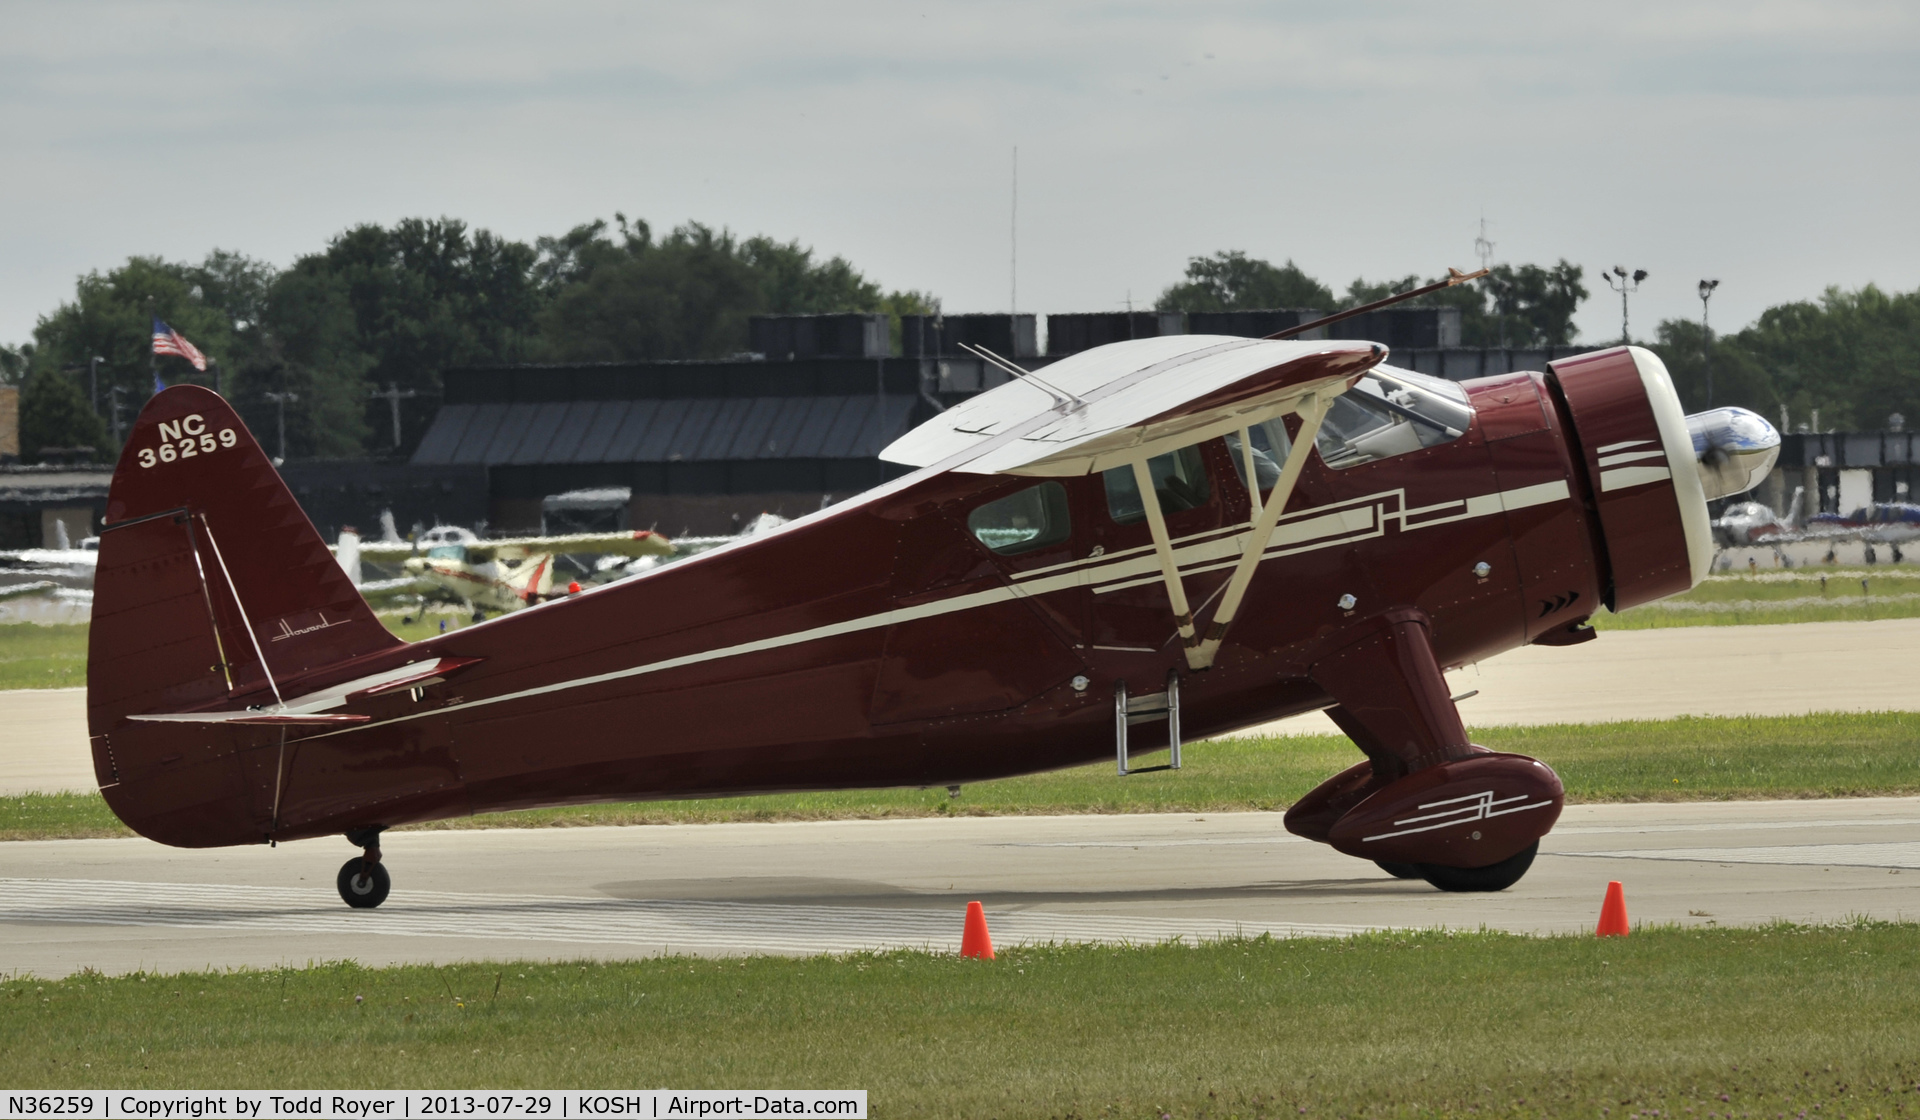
[412,359,951,467]
[412,395,920,466]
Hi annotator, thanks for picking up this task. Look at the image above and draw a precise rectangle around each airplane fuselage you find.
[90,346,1713,861]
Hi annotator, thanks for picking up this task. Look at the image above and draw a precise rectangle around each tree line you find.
[1159,251,1920,433]
[4,216,930,462]
[5,228,1915,464]
[1651,286,1920,431]
[1156,250,1589,348]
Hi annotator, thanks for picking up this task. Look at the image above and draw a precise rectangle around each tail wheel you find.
[1417,841,1539,893]
[337,857,391,909]
[1374,860,1423,880]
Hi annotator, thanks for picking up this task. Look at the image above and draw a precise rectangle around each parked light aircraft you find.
[0,541,98,623]
[1806,502,1920,562]
[1713,491,1919,563]
[1711,495,1799,548]
[85,300,1779,907]
[345,525,675,617]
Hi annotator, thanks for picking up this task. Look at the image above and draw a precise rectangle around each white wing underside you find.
[881,335,1385,477]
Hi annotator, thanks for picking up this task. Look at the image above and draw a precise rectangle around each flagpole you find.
[147,296,158,396]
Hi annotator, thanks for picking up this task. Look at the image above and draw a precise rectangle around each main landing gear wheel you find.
[339,825,390,909]
[1416,840,1539,893]
[337,858,391,908]
[1374,860,1423,880]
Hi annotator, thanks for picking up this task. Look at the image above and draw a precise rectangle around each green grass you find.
[0,613,479,691]
[1597,568,1920,628]
[11,711,1919,841]
[378,609,485,643]
[0,624,87,689]
[5,925,1919,1115]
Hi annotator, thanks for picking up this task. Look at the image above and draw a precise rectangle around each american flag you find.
[151,318,207,372]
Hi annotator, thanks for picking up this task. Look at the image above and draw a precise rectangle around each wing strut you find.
[1190,391,1337,670]
[1129,458,1201,656]
[1235,427,1263,520]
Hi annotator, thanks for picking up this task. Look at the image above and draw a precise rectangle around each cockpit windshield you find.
[1314,365,1474,470]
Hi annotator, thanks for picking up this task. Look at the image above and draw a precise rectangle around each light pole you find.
[88,356,104,417]
[109,385,127,445]
[263,390,299,462]
[1603,266,1647,344]
[370,382,420,450]
[1698,278,1720,407]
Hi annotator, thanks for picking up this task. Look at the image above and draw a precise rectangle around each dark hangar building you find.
[410,314,1022,535]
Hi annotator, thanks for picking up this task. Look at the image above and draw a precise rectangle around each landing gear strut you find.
[337,826,390,909]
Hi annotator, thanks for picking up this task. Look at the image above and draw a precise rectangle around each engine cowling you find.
[1547,346,1776,612]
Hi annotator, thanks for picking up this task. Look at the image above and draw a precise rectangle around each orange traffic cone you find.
[1596,880,1629,937]
[960,900,995,959]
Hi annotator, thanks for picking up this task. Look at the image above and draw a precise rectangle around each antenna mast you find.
[1475,217,1501,346]
[1010,146,1018,315]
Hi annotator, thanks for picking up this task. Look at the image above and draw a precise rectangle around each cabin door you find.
[869,482,1089,726]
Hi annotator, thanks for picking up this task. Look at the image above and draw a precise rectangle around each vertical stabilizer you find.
[88,386,403,846]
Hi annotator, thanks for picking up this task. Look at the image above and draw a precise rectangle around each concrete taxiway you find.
[4,797,1919,977]
[6,618,1920,794]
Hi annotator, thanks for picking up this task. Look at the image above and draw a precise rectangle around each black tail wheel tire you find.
[1374,860,1423,879]
[337,858,391,909]
[1417,841,1539,893]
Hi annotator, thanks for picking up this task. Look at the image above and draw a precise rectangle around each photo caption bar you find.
[1,1092,866,1120]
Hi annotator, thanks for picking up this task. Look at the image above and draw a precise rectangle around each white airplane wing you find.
[880,335,1383,478]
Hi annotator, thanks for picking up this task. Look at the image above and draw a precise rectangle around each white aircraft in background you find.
[1711,488,1803,548]
[0,527,98,624]
[1712,486,1920,564]
[341,524,677,618]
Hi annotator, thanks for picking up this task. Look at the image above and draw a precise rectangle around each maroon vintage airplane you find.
[87,318,1777,907]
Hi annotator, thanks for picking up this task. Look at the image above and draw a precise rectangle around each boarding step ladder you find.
[1115,672,1182,776]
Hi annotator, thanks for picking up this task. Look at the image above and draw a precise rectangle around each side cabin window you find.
[1314,368,1473,470]
[967,481,1072,556]
[1225,417,1294,495]
[1103,445,1211,525]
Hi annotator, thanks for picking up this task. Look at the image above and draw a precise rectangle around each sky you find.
[3,0,1917,349]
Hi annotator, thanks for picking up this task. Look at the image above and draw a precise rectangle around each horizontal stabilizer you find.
[127,712,371,726]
